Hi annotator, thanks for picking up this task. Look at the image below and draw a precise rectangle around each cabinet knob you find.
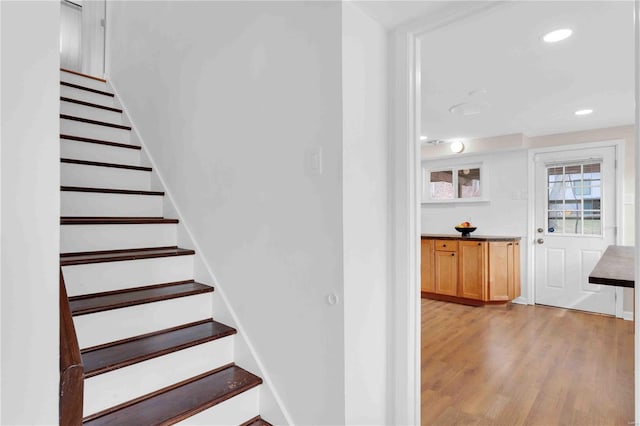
[508,243,513,246]
[451,253,455,256]
[477,243,481,246]
[443,244,446,247]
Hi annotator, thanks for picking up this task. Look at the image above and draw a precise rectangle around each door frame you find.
[526,140,625,317]
[392,1,639,424]
[390,2,506,424]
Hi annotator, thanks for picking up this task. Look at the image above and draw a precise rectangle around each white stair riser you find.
[61,223,177,253]
[74,293,213,348]
[63,255,194,296]
[83,337,234,417]
[60,70,109,92]
[61,100,122,124]
[61,163,151,192]
[61,85,115,108]
[177,386,260,426]
[61,140,141,165]
[61,191,163,217]
[61,118,130,143]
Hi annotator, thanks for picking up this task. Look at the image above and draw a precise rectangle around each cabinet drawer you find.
[435,240,458,252]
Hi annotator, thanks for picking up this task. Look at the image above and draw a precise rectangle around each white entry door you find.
[534,146,617,315]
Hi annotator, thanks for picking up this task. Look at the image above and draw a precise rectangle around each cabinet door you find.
[459,241,486,300]
[488,241,513,301]
[421,239,435,293]
[510,241,521,299]
[435,250,458,296]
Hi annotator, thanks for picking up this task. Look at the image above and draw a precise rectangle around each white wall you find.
[0,1,60,424]
[107,2,345,424]
[421,150,529,300]
[342,2,388,424]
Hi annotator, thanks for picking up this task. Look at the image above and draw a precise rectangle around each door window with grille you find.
[546,162,602,236]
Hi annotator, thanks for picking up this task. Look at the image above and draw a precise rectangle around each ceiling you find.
[417,1,635,141]
[352,1,453,28]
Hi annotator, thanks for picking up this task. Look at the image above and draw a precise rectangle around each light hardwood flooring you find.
[421,298,634,425]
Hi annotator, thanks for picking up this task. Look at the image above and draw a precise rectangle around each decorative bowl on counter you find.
[454,226,477,237]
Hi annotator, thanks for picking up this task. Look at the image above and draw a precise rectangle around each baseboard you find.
[623,310,634,321]
[511,296,528,305]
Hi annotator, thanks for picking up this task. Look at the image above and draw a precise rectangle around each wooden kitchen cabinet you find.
[435,249,458,296]
[421,235,521,306]
[459,240,487,300]
[420,239,435,293]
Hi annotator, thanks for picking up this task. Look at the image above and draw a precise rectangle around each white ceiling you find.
[417,1,635,141]
[352,1,453,28]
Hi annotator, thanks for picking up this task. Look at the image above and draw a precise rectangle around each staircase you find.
[59,68,272,425]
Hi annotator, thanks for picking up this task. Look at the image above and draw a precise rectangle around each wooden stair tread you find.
[61,97,123,113]
[61,68,107,83]
[70,280,213,316]
[60,114,132,130]
[83,365,262,425]
[81,318,234,377]
[61,158,151,172]
[61,134,141,150]
[60,246,195,266]
[61,81,114,97]
[241,416,273,426]
[61,186,164,196]
[61,217,178,225]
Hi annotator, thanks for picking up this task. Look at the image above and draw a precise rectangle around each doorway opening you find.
[405,1,636,424]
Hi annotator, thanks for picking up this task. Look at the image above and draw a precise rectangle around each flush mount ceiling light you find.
[448,102,489,116]
[574,109,594,116]
[419,136,428,141]
[450,141,465,153]
[543,28,572,43]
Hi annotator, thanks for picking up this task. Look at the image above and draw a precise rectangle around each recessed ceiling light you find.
[574,109,593,116]
[543,28,572,43]
[419,136,428,141]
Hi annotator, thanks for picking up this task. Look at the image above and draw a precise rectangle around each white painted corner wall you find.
[106,1,393,424]
[1,1,60,424]
[106,2,393,424]
[342,2,389,425]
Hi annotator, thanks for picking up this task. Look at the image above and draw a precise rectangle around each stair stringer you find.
[107,78,293,426]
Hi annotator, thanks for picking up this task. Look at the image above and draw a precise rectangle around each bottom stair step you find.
[83,364,262,425]
[241,415,274,426]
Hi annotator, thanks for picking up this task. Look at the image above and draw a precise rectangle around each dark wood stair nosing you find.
[81,318,215,353]
[60,67,107,83]
[61,81,114,97]
[82,364,262,425]
[60,134,141,150]
[61,245,178,258]
[71,280,196,302]
[81,320,236,378]
[60,246,195,266]
[61,158,152,172]
[60,114,131,131]
[69,281,214,316]
[60,96,123,113]
[60,186,164,196]
[61,217,178,225]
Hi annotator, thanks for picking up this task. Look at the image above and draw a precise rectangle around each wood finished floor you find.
[422,299,634,425]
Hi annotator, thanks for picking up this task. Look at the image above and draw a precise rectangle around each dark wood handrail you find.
[60,269,84,425]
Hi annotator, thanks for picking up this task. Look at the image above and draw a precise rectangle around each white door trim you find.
[389,3,505,424]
